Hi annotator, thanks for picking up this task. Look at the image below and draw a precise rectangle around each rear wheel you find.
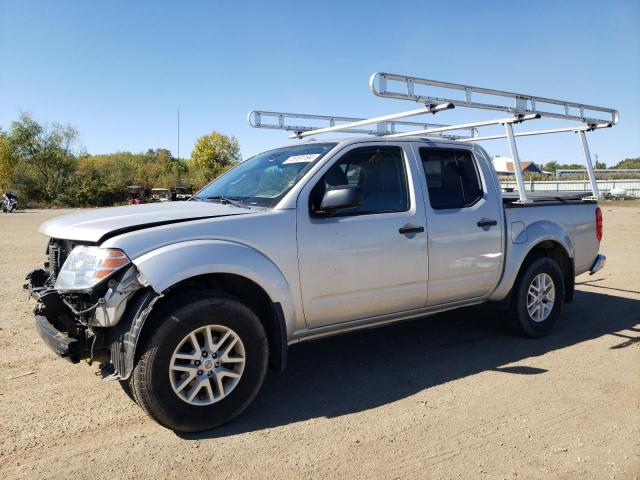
[506,256,565,337]
[130,292,268,432]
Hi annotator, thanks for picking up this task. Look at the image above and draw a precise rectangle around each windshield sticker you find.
[283,154,320,164]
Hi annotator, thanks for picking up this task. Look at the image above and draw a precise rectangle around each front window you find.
[194,143,336,208]
[309,146,410,215]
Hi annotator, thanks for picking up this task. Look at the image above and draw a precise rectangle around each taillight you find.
[595,207,603,241]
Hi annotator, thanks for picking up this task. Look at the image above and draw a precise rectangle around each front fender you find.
[132,239,298,335]
[489,220,574,301]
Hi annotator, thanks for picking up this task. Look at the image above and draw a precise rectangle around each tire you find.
[130,291,268,432]
[506,256,565,338]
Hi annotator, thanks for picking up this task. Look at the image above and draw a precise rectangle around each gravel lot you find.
[0,207,638,479]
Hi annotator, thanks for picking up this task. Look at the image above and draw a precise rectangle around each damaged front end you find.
[24,238,158,378]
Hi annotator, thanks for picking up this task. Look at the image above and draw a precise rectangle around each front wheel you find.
[506,256,565,337]
[130,292,269,432]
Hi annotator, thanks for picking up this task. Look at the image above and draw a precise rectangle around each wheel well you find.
[524,241,575,303]
[150,273,287,372]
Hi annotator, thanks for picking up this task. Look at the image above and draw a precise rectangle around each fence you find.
[500,179,640,198]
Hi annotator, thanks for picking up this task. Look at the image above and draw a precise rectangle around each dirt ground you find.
[0,207,638,480]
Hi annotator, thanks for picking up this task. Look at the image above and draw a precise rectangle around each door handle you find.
[399,225,425,235]
[477,218,498,228]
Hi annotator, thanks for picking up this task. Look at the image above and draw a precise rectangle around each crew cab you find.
[25,136,605,432]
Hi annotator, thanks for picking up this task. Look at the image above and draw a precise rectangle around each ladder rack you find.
[248,72,619,203]
[370,72,619,127]
[247,110,478,140]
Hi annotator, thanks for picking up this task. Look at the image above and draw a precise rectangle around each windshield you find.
[194,143,336,207]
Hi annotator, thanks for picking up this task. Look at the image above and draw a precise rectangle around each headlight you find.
[55,246,130,291]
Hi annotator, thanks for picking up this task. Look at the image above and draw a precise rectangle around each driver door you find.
[296,144,429,328]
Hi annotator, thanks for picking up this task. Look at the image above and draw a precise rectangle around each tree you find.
[191,131,240,187]
[6,113,79,204]
[614,157,640,169]
[542,161,560,173]
[0,132,17,190]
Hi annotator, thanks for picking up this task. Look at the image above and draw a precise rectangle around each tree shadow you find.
[179,289,639,440]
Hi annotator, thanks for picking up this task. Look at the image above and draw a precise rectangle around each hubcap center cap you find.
[202,359,214,370]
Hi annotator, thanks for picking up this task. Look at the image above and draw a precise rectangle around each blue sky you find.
[1,0,639,166]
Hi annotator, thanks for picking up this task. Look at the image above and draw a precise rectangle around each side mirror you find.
[318,185,363,216]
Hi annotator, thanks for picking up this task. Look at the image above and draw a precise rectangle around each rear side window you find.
[419,148,483,209]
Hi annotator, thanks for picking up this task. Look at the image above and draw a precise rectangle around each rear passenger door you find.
[416,146,503,306]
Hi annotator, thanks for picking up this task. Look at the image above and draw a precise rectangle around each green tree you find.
[614,157,640,169]
[0,132,17,190]
[6,113,79,204]
[542,161,560,173]
[191,132,240,187]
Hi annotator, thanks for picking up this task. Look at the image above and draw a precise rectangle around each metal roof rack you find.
[248,72,619,203]
[247,107,478,140]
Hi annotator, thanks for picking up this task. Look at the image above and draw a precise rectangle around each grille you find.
[47,239,74,280]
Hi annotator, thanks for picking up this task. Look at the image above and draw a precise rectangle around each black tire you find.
[506,256,565,338]
[130,291,268,432]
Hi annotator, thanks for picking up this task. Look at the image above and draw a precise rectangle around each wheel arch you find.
[490,220,575,303]
[111,240,297,379]
[153,273,288,373]
[519,240,574,303]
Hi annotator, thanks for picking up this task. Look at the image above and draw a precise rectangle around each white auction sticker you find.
[283,154,320,164]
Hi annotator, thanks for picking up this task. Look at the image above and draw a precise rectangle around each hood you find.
[39,201,252,243]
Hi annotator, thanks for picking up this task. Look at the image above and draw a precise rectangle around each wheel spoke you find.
[202,379,215,403]
[212,331,231,353]
[218,368,241,379]
[205,326,216,353]
[222,356,244,364]
[189,333,201,352]
[220,337,238,359]
[173,352,199,361]
[214,372,225,397]
[171,364,198,373]
[175,371,196,393]
[187,377,207,402]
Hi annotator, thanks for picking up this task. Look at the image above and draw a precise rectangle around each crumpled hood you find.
[39,201,251,243]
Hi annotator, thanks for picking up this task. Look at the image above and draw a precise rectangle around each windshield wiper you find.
[202,195,250,209]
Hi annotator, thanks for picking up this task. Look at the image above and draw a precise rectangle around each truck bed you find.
[502,191,596,206]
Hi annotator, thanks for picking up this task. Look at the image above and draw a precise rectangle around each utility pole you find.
[177,108,180,160]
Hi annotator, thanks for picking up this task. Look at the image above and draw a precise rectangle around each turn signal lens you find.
[95,251,130,280]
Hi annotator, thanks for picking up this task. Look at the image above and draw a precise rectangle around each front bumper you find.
[589,254,606,275]
[25,268,102,364]
[35,314,80,363]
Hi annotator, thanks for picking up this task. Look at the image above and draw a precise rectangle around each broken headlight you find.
[55,246,130,291]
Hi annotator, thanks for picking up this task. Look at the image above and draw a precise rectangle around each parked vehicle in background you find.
[127,185,145,205]
[150,188,171,202]
[172,187,192,201]
[24,73,614,433]
[2,192,18,213]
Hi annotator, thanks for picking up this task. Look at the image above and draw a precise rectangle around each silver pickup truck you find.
[24,75,613,432]
[25,136,605,432]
